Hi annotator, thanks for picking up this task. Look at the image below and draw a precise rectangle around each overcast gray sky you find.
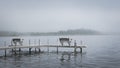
[0,0,120,32]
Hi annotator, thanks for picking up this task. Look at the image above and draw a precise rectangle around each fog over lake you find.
[0,0,120,68]
[0,0,120,33]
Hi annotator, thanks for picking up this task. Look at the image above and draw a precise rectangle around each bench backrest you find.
[59,38,70,42]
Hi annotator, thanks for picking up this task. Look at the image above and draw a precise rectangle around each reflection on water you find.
[0,52,86,68]
[60,52,86,68]
[60,52,71,61]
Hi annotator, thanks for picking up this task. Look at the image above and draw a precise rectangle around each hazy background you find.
[0,0,120,33]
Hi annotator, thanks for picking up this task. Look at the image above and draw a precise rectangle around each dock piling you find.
[74,47,77,53]
[14,43,17,55]
[80,48,82,53]
[39,39,41,53]
[19,48,21,54]
[74,40,77,53]
[35,48,37,53]
[4,41,7,57]
[29,48,31,54]
[29,40,31,54]
[39,48,41,53]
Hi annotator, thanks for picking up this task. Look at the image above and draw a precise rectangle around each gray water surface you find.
[0,35,120,68]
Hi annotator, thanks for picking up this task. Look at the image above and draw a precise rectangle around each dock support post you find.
[14,49,16,55]
[80,40,83,53]
[14,43,17,55]
[11,49,13,54]
[4,41,7,57]
[19,48,21,52]
[29,40,31,54]
[19,48,21,55]
[39,48,41,53]
[29,48,31,54]
[38,39,41,53]
[74,40,77,54]
[10,40,13,54]
[35,48,37,53]
[80,48,82,53]
[74,47,77,53]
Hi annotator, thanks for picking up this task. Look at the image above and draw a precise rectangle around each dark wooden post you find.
[39,48,41,53]
[29,40,31,54]
[35,48,37,53]
[19,39,23,54]
[29,48,31,54]
[74,47,77,53]
[19,48,21,55]
[80,40,83,53]
[74,40,77,53]
[11,41,13,54]
[14,42,17,55]
[39,39,41,53]
[57,46,58,54]
[4,41,7,57]
[80,48,82,53]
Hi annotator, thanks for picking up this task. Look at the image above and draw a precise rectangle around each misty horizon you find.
[0,0,120,33]
[0,28,100,33]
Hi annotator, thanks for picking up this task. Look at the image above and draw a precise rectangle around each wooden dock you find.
[0,44,86,57]
[0,38,87,57]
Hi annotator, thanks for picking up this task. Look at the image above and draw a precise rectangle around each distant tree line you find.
[0,29,102,36]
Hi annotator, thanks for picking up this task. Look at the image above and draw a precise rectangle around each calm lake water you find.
[0,35,120,68]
